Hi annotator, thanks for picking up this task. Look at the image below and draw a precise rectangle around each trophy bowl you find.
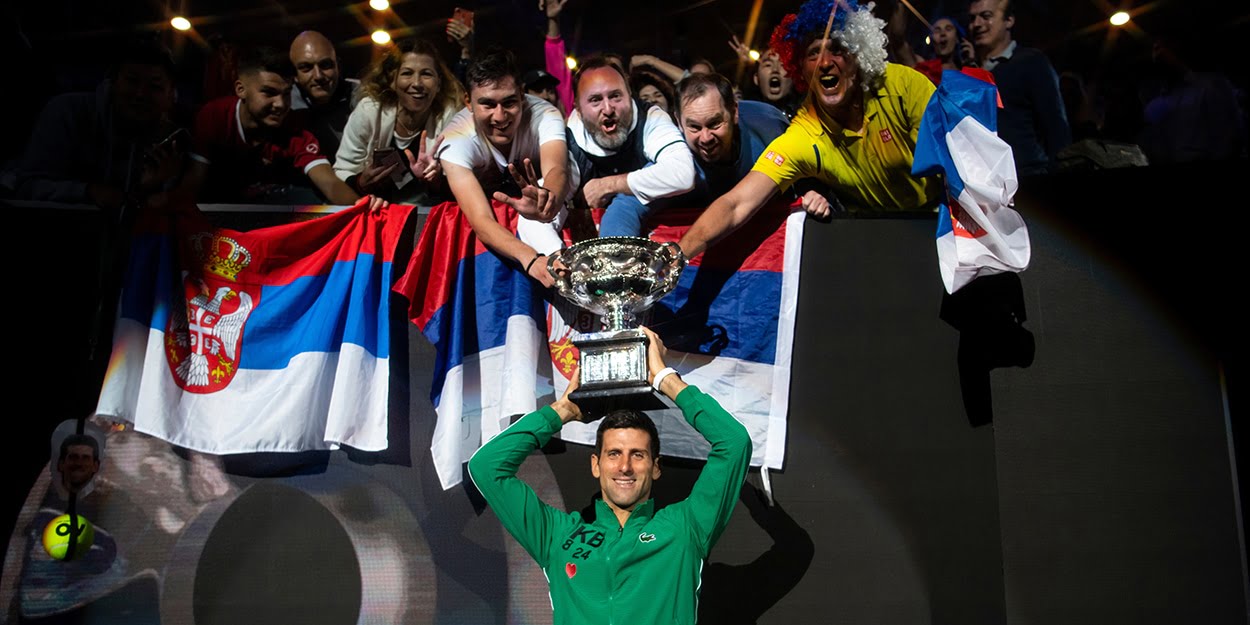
[547,237,686,414]
[548,237,685,330]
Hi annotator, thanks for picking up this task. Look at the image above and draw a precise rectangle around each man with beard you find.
[468,327,751,625]
[180,46,359,204]
[679,0,941,258]
[289,31,359,161]
[437,48,572,287]
[566,57,696,237]
[58,434,101,495]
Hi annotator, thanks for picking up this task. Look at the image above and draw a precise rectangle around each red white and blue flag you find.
[395,201,550,489]
[97,199,414,453]
[399,200,803,489]
[913,69,1031,293]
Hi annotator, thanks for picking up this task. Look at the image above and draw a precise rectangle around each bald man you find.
[289,31,359,160]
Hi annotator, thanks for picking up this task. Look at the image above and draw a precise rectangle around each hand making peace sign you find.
[403,131,446,184]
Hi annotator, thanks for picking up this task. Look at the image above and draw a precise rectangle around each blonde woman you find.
[336,39,465,203]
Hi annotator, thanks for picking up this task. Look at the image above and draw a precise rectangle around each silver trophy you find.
[548,237,686,413]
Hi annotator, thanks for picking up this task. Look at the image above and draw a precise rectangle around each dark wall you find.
[2,159,1246,623]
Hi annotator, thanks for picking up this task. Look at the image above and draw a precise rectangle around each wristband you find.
[652,367,678,391]
[525,253,546,273]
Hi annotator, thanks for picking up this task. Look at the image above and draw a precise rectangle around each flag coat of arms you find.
[398,199,803,489]
[912,69,1031,293]
[97,199,414,453]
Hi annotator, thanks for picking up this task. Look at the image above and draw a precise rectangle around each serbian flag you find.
[394,200,548,489]
[552,200,804,473]
[398,199,803,489]
[96,199,414,453]
[912,69,1031,293]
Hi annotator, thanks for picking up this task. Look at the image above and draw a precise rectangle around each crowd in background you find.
[1,0,1245,216]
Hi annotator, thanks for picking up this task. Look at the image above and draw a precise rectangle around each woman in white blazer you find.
[335,39,465,204]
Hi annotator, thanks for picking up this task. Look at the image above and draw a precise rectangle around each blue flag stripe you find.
[121,233,393,370]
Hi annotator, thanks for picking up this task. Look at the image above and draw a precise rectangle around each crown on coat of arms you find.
[191,233,253,281]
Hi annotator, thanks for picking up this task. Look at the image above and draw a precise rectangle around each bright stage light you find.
[566,56,578,70]
[925,35,931,45]
[748,49,761,61]
[371,29,392,45]
[170,16,192,31]
[369,0,389,10]
[1109,11,1130,26]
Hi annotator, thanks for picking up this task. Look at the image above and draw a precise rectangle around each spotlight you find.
[566,56,577,70]
[170,16,192,31]
[369,0,389,10]
[1109,11,1130,26]
[925,35,931,45]
[371,29,392,45]
[748,49,761,61]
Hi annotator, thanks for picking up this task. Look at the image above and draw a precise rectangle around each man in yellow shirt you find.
[680,0,942,258]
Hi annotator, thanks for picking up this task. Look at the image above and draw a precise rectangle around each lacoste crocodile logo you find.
[638,533,656,543]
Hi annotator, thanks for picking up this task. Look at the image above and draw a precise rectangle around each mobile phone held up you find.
[452,7,474,30]
[372,147,402,169]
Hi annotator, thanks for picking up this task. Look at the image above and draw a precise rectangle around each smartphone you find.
[372,147,401,168]
[372,147,413,186]
[452,7,474,29]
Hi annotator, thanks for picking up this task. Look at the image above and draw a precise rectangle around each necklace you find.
[395,109,420,139]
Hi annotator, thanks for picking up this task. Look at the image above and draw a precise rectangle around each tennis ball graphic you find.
[42,514,94,561]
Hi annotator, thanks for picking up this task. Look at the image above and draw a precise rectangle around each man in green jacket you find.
[468,327,752,625]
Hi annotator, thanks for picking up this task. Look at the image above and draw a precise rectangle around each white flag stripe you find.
[98,319,389,453]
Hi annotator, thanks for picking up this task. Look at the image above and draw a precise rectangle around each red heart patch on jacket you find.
[565,562,577,578]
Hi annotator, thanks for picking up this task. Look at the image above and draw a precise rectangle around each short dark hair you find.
[595,409,660,458]
[676,71,736,116]
[573,55,631,98]
[237,45,295,80]
[59,434,100,462]
[630,69,677,114]
[466,47,522,92]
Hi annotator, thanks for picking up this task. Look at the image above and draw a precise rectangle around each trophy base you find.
[570,384,677,418]
[571,328,676,417]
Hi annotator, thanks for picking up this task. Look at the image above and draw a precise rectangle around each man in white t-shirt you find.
[566,56,696,237]
[438,48,573,287]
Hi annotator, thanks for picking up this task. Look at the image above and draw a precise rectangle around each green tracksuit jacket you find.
[467,385,752,625]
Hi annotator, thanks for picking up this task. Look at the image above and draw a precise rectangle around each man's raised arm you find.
[444,161,557,287]
[678,171,779,258]
[641,327,752,554]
